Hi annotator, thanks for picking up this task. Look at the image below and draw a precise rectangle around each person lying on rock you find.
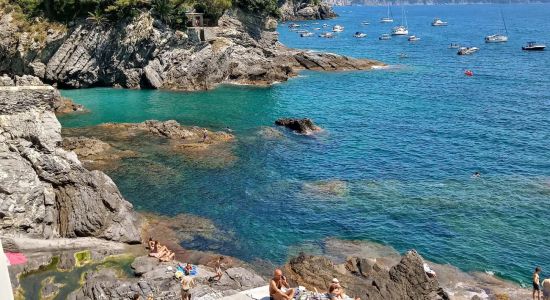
[329,278,360,300]
[158,245,175,262]
[269,269,295,300]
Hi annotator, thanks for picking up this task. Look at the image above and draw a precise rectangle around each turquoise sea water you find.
[60,4,550,285]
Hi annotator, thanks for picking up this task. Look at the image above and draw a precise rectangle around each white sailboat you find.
[380,3,394,23]
[391,6,408,36]
[485,9,508,43]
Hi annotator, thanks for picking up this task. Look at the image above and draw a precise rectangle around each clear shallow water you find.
[60,4,550,285]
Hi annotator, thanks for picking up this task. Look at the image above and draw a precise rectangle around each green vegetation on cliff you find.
[1,0,279,29]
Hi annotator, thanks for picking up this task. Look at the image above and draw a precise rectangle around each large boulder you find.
[0,79,141,243]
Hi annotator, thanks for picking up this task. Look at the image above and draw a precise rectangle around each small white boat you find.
[457,47,479,55]
[485,34,508,43]
[399,53,409,59]
[313,27,321,30]
[361,21,370,25]
[379,34,391,40]
[296,29,309,34]
[522,41,546,51]
[288,23,300,28]
[300,32,314,37]
[408,35,420,41]
[431,18,448,26]
[332,25,344,32]
[322,23,329,28]
[354,32,367,38]
[391,25,408,35]
[319,32,335,38]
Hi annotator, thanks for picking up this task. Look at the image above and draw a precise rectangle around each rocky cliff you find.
[0,8,379,91]
[279,0,338,21]
[0,76,140,243]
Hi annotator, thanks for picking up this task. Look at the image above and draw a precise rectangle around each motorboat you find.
[399,53,409,59]
[300,32,314,37]
[354,32,367,38]
[288,23,300,28]
[319,32,335,38]
[380,3,394,23]
[449,43,460,49]
[296,29,309,34]
[379,34,391,40]
[485,9,508,43]
[408,35,420,41]
[333,25,344,32]
[485,34,508,43]
[391,25,408,35]
[322,23,329,27]
[313,27,321,30]
[361,21,370,25]
[431,18,448,26]
[522,42,546,51]
[457,47,479,55]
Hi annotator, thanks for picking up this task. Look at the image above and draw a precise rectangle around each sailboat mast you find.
[501,9,508,35]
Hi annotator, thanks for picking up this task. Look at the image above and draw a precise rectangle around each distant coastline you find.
[326,0,550,6]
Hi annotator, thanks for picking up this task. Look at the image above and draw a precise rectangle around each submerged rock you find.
[0,81,141,243]
[302,180,348,197]
[275,118,321,134]
[61,136,138,171]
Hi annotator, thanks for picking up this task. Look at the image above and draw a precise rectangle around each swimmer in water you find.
[472,171,481,178]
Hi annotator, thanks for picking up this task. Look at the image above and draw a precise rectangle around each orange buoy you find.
[464,70,473,77]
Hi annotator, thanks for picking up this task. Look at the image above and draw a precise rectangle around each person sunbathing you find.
[269,269,294,300]
[329,278,360,300]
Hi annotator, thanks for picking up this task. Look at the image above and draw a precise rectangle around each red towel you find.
[5,252,27,265]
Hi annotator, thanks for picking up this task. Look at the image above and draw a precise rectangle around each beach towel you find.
[176,264,198,276]
[5,252,27,265]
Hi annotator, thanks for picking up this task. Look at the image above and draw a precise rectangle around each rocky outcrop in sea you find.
[0,8,380,91]
[279,0,338,21]
[0,76,140,243]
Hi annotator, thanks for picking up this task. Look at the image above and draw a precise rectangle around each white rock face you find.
[0,79,141,243]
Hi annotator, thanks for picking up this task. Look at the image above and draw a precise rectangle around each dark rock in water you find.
[284,250,449,300]
[0,79,141,243]
[275,118,321,134]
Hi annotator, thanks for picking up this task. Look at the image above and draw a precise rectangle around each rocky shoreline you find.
[0,7,381,91]
[1,78,533,300]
